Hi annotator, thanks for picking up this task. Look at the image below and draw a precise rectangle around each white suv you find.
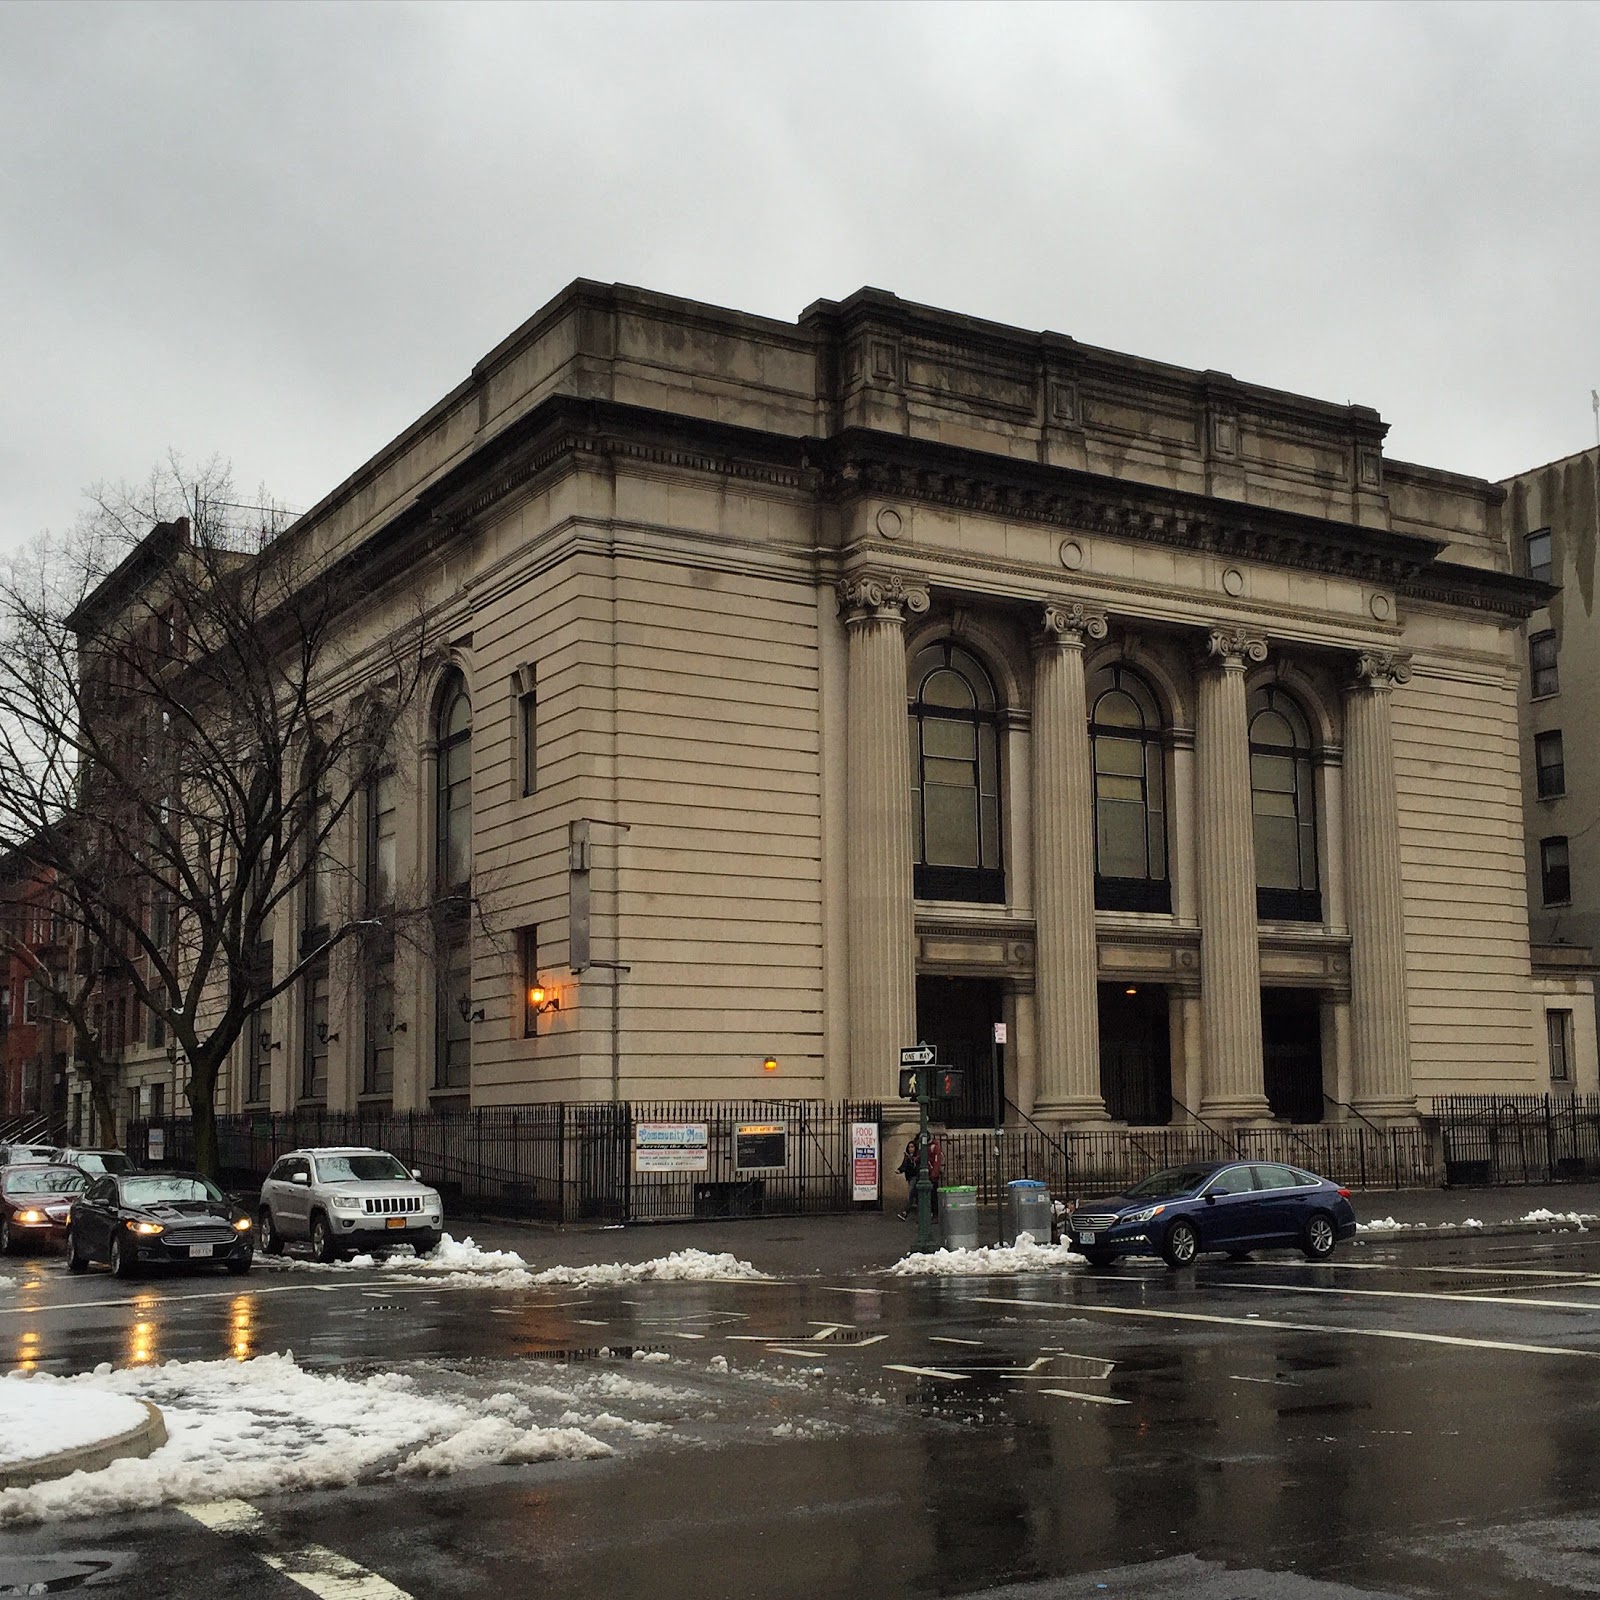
[257,1147,444,1262]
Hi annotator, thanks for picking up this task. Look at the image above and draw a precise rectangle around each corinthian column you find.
[1032,600,1108,1121]
[1195,625,1273,1121]
[838,572,930,1101]
[1343,651,1416,1120]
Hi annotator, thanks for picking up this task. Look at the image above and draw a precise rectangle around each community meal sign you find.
[634,1122,710,1173]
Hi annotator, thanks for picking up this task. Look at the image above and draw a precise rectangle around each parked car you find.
[66,1171,253,1277]
[50,1147,138,1176]
[0,1163,87,1252]
[1064,1159,1357,1268]
[0,1143,58,1167]
[258,1147,444,1263]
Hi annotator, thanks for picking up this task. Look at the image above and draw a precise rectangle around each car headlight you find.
[1122,1205,1165,1225]
[330,1198,364,1212]
[422,1191,441,1208]
[233,1217,253,1232]
[130,1221,165,1236]
[15,1209,44,1224]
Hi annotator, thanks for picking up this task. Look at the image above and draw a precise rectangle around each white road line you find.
[809,1325,843,1340]
[1217,1280,1600,1313]
[929,1336,986,1346]
[1228,1374,1298,1386]
[0,1282,368,1317]
[1039,1388,1129,1406]
[972,1293,1600,1358]
[883,1364,970,1380]
[180,1499,264,1534]
[1419,1266,1600,1281]
[260,1546,411,1599]
[768,1345,838,1357]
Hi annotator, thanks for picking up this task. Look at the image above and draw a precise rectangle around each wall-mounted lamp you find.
[456,992,486,1024]
[762,1056,779,1074]
[316,1021,340,1045]
[383,1012,408,1035]
[1123,987,1138,997]
[266,1035,282,1052]
[528,984,560,1017]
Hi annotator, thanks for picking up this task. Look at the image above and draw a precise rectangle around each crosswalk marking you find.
[180,1501,413,1598]
[1217,1279,1600,1313]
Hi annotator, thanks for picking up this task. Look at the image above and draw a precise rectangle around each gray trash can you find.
[1007,1178,1052,1245]
[940,1185,979,1250]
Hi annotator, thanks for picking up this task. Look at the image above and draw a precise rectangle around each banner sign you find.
[635,1122,709,1174]
[734,1124,787,1171]
[850,1122,880,1201]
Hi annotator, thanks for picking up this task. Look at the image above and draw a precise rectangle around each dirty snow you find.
[1356,1217,1426,1233]
[886,1232,1086,1277]
[0,1353,611,1526]
[0,1378,148,1467]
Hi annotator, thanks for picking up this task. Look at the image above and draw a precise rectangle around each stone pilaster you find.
[1032,600,1108,1121]
[1195,625,1273,1121]
[1343,650,1416,1120]
[838,572,930,1101]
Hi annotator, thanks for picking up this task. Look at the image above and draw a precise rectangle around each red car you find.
[0,1163,87,1253]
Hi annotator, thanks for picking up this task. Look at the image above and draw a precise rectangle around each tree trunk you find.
[91,1078,117,1149]
[188,1061,220,1182]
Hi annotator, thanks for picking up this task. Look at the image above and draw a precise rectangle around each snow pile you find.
[1355,1217,1426,1233]
[390,1234,528,1273]
[1462,1218,1483,1228]
[1519,1209,1595,1227]
[521,1249,768,1288]
[0,1377,148,1467]
[887,1232,1086,1277]
[0,1354,610,1526]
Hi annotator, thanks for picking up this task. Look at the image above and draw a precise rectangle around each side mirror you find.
[291,1172,309,1186]
[411,1169,422,1181]
[1204,1193,1217,1205]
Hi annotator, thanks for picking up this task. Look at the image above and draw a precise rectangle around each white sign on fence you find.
[634,1121,709,1174]
[850,1121,880,1201]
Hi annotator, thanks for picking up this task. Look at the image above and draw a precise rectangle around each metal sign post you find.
[900,1043,937,1254]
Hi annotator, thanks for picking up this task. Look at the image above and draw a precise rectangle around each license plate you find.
[1078,1231,1096,1245]
[189,1243,213,1258]
[386,1216,406,1229]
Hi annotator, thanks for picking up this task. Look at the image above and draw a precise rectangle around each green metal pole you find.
[914,1070,934,1254]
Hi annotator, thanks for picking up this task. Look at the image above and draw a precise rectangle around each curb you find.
[1359,1220,1594,1244]
[0,1400,167,1490]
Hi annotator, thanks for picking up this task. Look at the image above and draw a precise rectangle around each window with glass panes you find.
[1541,836,1571,905]
[435,933,471,1091]
[366,768,397,911]
[1548,1009,1574,1081]
[1249,686,1321,922]
[1089,664,1169,912]
[1526,528,1553,584]
[364,953,396,1097]
[907,642,1004,903]
[1535,730,1565,798]
[301,966,329,1100]
[436,675,472,894]
[1530,631,1559,698]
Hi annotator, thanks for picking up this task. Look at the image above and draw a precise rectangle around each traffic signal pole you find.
[914,1069,934,1254]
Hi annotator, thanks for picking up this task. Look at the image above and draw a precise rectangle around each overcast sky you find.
[3,1,1595,545]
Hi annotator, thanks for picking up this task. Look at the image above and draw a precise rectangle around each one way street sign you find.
[899,1044,935,1066]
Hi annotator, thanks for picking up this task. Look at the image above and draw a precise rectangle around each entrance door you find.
[1098,983,1172,1125]
[1262,989,1324,1123]
[914,977,1002,1128]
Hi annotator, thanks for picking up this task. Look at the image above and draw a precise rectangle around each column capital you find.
[1036,599,1109,651]
[1346,649,1413,692]
[1198,625,1269,671]
[836,571,931,628]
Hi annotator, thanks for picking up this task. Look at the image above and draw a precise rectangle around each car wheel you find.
[310,1213,341,1264]
[1082,1249,1117,1268]
[66,1228,89,1273]
[259,1208,285,1256]
[1160,1218,1199,1269]
[225,1252,254,1276]
[412,1238,438,1259]
[109,1230,138,1279]
[1302,1211,1338,1261]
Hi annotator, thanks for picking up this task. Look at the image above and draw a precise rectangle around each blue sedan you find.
[1064,1159,1358,1269]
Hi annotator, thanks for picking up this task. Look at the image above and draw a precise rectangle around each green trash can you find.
[941,1185,979,1250]
[1007,1178,1052,1245]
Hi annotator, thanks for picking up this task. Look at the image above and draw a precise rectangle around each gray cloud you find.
[3,0,1596,544]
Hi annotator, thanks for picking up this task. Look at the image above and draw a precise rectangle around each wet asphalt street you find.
[6,1227,1600,1599]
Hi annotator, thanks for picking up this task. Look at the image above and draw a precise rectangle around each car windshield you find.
[3,1168,85,1196]
[313,1154,410,1183]
[119,1176,223,1207]
[6,1148,55,1163]
[73,1152,136,1175]
[1124,1165,1215,1199]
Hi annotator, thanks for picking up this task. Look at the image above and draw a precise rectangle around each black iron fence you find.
[940,1120,1438,1201]
[130,1100,881,1224]
[1431,1094,1600,1185]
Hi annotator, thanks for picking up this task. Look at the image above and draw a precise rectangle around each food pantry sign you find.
[634,1122,710,1173]
[851,1122,880,1201]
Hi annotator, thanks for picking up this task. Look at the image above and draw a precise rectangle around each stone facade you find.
[193,282,1574,1127]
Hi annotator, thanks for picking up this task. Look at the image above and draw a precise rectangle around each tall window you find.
[1535,730,1566,799]
[1541,836,1571,906]
[1526,528,1553,584]
[435,933,472,1093]
[908,643,1004,903]
[1089,664,1169,913]
[364,955,397,1098]
[1548,1009,1574,1083]
[436,673,472,895]
[303,775,333,938]
[302,967,329,1101]
[1530,631,1559,698]
[366,768,397,912]
[1249,686,1321,922]
[520,688,538,797]
[245,1003,272,1105]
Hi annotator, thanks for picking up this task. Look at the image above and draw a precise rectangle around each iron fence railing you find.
[129,1100,882,1223]
[1430,1093,1600,1186]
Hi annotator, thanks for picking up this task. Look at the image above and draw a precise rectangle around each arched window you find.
[435,672,472,895]
[1090,664,1170,913]
[1249,685,1320,922]
[908,642,1004,904]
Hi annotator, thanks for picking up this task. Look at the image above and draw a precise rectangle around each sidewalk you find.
[452,1181,1600,1278]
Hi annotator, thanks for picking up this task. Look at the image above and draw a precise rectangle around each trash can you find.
[1007,1178,1052,1245]
[940,1186,980,1250]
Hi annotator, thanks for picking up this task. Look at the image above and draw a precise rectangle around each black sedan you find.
[0,1164,86,1253]
[67,1172,254,1277]
[1064,1159,1358,1268]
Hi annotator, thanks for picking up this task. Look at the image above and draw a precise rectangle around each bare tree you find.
[0,457,430,1178]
